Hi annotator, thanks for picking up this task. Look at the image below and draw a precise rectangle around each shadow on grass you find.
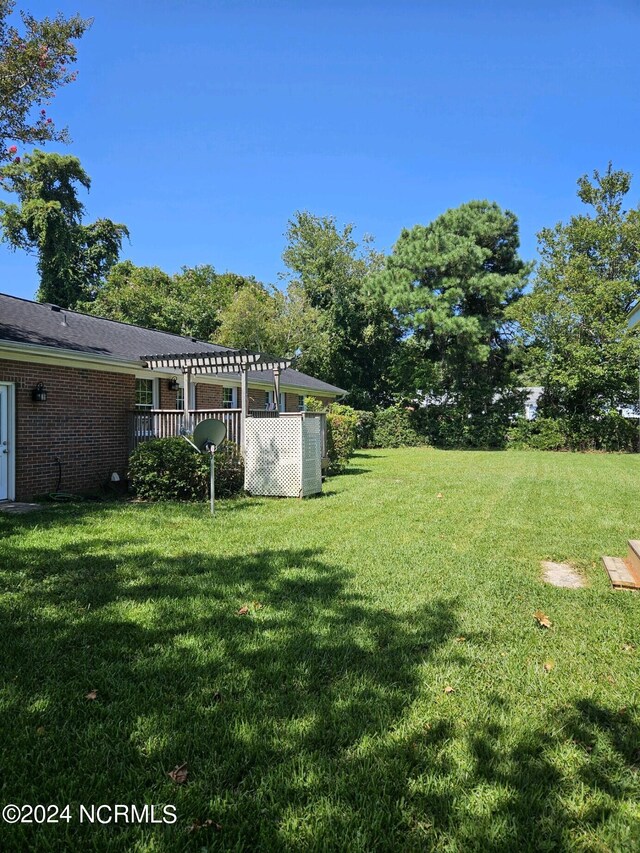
[0,513,638,851]
[337,466,371,476]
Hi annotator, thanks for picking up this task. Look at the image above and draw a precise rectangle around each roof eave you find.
[0,338,141,370]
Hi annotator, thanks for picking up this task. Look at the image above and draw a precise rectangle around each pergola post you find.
[273,366,281,413]
[183,367,192,433]
[240,365,248,455]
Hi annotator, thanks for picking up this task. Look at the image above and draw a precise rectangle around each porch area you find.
[128,408,328,461]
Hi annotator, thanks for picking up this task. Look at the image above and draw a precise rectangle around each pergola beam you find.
[141,350,292,454]
[141,349,290,373]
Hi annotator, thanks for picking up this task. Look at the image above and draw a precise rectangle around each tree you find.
[282,211,401,407]
[85,261,254,340]
[0,1,90,161]
[514,164,640,447]
[376,201,531,445]
[215,279,328,359]
[216,282,284,354]
[0,149,128,306]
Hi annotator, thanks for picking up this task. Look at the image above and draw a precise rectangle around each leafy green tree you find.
[216,279,328,359]
[282,211,401,407]
[81,261,174,327]
[85,261,254,340]
[216,282,284,354]
[0,149,128,306]
[514,165,640,446]
[376,200,531,444]
[0,1,89,160]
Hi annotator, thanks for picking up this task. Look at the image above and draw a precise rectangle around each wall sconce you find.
[32,382,48,402]
[168,377,180,391]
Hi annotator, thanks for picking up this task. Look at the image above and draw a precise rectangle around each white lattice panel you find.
[300,416,322,496]
[244,416,322,497]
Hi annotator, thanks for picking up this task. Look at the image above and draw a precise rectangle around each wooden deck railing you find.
[128,409,241,451]
[128,408,327,459]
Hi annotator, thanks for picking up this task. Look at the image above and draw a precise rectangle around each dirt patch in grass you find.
[541,560,587,588]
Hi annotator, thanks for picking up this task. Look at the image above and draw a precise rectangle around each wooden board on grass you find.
[601,556,640,590]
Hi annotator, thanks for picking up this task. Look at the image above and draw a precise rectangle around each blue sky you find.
[3,0,640,301]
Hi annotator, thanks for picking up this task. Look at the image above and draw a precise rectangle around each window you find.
[265,391,285,412]
[297,395,305,412]
[222,387,237,409]
[176,385,184,410]
[135,378,155,410]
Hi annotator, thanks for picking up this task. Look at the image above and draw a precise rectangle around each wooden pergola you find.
[141,349,291,452]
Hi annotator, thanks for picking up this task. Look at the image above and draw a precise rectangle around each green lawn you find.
[1,449,639,852]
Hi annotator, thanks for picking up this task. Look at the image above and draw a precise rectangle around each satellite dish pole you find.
[202,440,216,515]
[183,419,227,516]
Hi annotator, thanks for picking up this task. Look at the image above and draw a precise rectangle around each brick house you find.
[0,293,345,501]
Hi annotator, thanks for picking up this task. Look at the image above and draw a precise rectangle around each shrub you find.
[507,417,566,451]
[371,405,427,448]
[419,399,518,449]
[597,411,639,452]
[354,409,375,449]
[304,396,326,412]
[129,437,244,501]
[211,441,245,497]
[507,412,638,452]
[326,403,358,473]
[304,398,359,473]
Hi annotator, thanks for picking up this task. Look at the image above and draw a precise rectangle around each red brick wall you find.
[196,383,225,409]
[248,388,267,410]
[158,377,181,410]
[0,358,135,500]
[285,392,303,413]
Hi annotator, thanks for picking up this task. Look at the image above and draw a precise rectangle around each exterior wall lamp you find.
[168,377,180,391]
[32,382,48,402]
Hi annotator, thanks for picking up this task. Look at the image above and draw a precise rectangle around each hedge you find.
[128,437,244,501]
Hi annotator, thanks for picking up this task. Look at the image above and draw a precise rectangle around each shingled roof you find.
[0,292,347,396]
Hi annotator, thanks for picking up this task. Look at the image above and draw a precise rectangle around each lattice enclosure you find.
[244,415,322,497]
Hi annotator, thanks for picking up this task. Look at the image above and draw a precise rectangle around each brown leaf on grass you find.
[533,611,552,629]
[437,493,444,499]
[36,726,46,736]
[237,606,249,616]
[444,685,455,694]
[252,601,263,611]
[543,660,555,672]
[188,818,222,833]
[85,689,98,700]
[454,636,466,643]
[622,643,636,652]
[168,763,188,784]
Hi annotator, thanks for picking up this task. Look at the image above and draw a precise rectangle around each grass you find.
[1,448,639,852]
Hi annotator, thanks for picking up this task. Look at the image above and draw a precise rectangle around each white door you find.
[0,384,8,500]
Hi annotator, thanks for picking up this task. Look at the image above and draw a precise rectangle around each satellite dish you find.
[193,418,227,452]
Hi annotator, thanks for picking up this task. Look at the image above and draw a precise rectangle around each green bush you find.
[354,410,376,449]
[507,417,566,451]
[211,441,245,496]
[597,411,639,452]
[371,405,427,448]
[419,400,518,449]
[304,397,359,473]
[507,412,638,452]
[304,396,326,412]
[326,403,358,473]
[129,438,244,501]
